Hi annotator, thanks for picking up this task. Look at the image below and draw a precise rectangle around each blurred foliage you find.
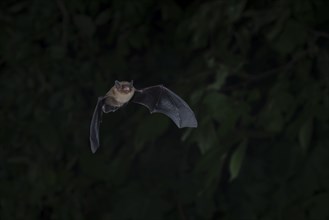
[1,0,329,219]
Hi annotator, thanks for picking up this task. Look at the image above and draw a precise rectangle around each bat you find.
[89,80,198,153]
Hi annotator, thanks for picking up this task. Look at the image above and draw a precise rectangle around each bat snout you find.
[121,86,132,93]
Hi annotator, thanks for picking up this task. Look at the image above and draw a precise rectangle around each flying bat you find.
[89,80,198,153]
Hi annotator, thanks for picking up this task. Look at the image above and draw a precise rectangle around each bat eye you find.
[115,80,120,88]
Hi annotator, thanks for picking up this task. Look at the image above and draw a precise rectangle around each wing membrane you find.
[132,86,197,128]
[89,97,105,153]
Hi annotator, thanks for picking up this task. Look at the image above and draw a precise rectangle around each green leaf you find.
[134,114,169,153]
[48,45,66,59]
[299,118,313,152]
[190,89,204,105]
[95,9,112,26]
[227,0,247,23]
[195,118,218,154]
[247,88,261,102]
[229,139,248,181]
[203,92,229,122]
[207,65,229,90]
[73,14,96,37]
[272,19,307,55]
[196,147,227,196]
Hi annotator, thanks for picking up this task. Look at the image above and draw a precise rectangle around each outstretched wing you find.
[131,85,198,128]
[89,96,105,153]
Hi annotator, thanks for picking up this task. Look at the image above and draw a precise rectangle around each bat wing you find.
[90,96,121,153]
[131,85,198,128]
[89,96,105,153]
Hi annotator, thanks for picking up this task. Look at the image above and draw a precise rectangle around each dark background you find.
[1,0,329,219]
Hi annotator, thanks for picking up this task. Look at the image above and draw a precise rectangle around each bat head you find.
[114,80,134,94]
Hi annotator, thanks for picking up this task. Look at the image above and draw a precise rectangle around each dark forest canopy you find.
[0,0,328,219]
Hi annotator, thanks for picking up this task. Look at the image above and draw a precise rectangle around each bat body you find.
[90,80,197,153]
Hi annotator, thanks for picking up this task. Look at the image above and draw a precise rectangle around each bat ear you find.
[115,80,120,88]
[130,80,134,86]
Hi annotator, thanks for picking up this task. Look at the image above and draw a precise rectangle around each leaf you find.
[73,14,96,37]
[48,45,66,59]
[227,0,247,23]
[247,89,261,102]
[203,92,229,122]
[229,139,248,181]
[95,9,111,26]
[190,89,204,105]
[272,19,307,55]
[196,147,227,196]
[207,66,229,90]
[195,118,218,154]
[299,118,313,152]
[134,114,169,153]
